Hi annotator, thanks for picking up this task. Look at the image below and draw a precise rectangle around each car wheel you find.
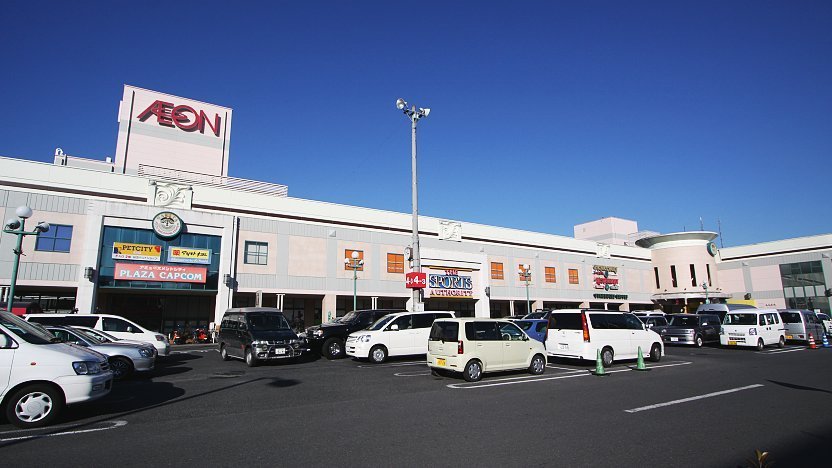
[369,345,388,364]
[778,336,785,348]
[601,347,614,367]
[109,357,134,380]
[695,335,704,348]
[245,348,258,367]
[649,343,662,362]
[756,338,764,351]
[463,360,482,382]
[5,384,63,429]
[323,338,344,360]
[529,354,546,375]
[220,344,230,361]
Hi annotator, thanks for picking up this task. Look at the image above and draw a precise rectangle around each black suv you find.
[653,314,721,347]
[304,309,404,359]
[218,307,308,367]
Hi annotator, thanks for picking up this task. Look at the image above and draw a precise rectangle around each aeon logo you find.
[137,100,222,137]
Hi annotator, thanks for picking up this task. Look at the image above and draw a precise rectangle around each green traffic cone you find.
[591,349,608,376]
[632,346,650,371]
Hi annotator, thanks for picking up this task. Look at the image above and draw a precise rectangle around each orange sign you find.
[114,263,207,284]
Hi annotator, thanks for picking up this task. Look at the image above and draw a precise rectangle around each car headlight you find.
[73,361,102,375]
[139,347,154,358]
[252,340,270,348]
[359,335,371,343]
[313,330,324,337]
[749,328,757,335]
[719,329,725,335]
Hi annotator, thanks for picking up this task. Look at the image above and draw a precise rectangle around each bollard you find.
[591,349,609,376]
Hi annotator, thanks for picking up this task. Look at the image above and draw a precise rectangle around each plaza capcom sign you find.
[114,263,207,284]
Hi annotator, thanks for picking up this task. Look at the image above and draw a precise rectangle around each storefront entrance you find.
[98,291,215,336]
[425,299,477,317]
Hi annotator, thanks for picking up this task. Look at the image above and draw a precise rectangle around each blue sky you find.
[1,1,830,247]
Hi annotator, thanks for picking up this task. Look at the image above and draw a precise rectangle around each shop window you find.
[244,241,268,265]
[545,267,556,283]
[491,262,504,280]
[387,253,404,273]
[568,269,579,285]
[35,224,73,253]
[654,267,660,289]
[345,249,364,271]
[670,265,678,288]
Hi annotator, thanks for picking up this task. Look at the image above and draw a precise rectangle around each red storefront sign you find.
[137,100,222,136]
[114,263,207,284]
[405,272,427,289]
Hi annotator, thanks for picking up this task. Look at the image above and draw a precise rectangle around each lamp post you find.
[344,251,364,312]
[396,98,430,311]
[3,206,50,311]
[701,282,709,305]
[518,264,531,315]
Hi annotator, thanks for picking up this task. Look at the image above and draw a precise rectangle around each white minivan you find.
[25,313,170,356]
[545,309,663,367]
[720,308,786,350]
[1,311,113,428]
[346,311,454,363]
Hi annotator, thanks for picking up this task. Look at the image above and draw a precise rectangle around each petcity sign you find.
[114,263,207,284]
[137,100,222,137]
[428,269,474,298]
[168,247,211,265]
[112,242,162,261]
[593,265,620,291]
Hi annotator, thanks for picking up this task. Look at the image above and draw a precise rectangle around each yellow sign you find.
[112,242,162,261]
[168,247,212,265]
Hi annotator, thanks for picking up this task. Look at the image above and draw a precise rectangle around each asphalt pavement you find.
[1,343,830,467]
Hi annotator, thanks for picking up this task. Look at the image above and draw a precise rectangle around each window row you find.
[243,245,406,274]
[489,262,579,284]
[654,264,713,289]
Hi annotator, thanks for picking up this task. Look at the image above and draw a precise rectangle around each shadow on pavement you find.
[766,379,832,395]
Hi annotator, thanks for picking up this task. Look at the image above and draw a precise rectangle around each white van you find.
[1,311,113,428]
[25,313,170,356]
[545,309,663,367]
[720,308,785,350]
[346,311,455,363]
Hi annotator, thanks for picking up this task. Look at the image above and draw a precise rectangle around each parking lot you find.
[1,343,830,467]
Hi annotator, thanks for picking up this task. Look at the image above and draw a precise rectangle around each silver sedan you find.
[45,325,156,379]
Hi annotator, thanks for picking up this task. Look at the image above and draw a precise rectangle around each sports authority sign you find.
[114,263,207,284]
[593,265,620,291]
[113,85,232,177]
[428,269,474,298]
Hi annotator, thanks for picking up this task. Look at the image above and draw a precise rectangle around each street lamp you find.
[396,97,430,311]
[344,251,364,312]
[701,282,709,305]
[518,264,531,315]
[3,206,50,311]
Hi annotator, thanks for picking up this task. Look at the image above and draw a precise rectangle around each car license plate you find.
[436,358,446,366]
[670,337,679,342]
[558,344,568,350]
[786,335,793,340]
[275,348,286,355]
[728,340,737,345]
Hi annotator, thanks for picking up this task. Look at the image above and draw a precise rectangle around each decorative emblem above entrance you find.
[149,181,193,209]
[152,211,184,239]
[438,220,462,242]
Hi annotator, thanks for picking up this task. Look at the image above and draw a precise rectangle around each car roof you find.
[434,317,515,322]
[225,307,285,314]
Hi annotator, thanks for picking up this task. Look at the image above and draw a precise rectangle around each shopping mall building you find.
[1,86,830,334]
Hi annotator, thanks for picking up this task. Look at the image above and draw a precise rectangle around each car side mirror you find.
[390,324,399,331]
[127,326,134,333]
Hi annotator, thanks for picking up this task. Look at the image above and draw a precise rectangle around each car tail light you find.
[581,312,590,342]
[457,340,464,355]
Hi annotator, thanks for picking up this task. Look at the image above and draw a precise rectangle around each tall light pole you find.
[344,251,364,312]
[3,206,50,311]
[396,98,430,311]
[519,264,531,315]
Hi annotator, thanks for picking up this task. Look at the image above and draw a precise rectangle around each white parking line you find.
[446,361,692,389]
[758,347,805,355]
[394,371,433,377]
[624,384,764,413]
[546,365,583,370]
[0,420,128,443]
[356,361,425,369]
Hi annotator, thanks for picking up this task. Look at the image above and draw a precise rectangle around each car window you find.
[50,329,86,346]
[535,322,548,333]
[103,317,138,332]
[624,314,644,330]
[390,315,412,331]
[434,313,453,320]
[590,313,628,330]
[724,313,757,325]
[465,322,500,341]
[499,322,526,341]
[368,315,396,331]
[247,313,291,331]
[429,321,458,341]
[0,331,16,348]
[549,313,582,330]
[412,313,435,329]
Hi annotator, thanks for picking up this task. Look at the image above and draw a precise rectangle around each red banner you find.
[405,272,427,289]
[114,263,208,284]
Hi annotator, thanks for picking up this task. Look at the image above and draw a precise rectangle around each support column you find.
[322,294,337,325]
[371,296,378,309]
[509,301,515,316]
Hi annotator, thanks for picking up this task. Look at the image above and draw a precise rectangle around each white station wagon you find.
[346,311,454,363]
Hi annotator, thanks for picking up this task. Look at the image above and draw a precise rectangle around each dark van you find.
[218,307,308,367]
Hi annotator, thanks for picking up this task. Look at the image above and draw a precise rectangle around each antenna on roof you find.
[718,218,724,248]
[699,217,704,231]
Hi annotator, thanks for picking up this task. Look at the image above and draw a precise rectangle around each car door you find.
[624,313,651,357]
[386,314,415,356]
[225,314,242,357]
[498,321,529,368]
[699,316,717,342]
[0,330,16,393]
[411,313,437,355]
[467,322,503,370]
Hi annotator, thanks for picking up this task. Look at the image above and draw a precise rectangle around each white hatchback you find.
[720,309,786,350]
[346,311,454,363]
[427,318,547,382]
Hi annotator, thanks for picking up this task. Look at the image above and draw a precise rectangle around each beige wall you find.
[651,245,718,294]
[23,211,87,267]
[287,236,326,277]
[719,269,745,295]
[748,265,782,292]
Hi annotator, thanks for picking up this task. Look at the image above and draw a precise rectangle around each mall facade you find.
[1,86,830,334]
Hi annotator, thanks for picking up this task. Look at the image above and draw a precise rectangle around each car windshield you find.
[368,315,395,331]
[247,313,290,331]
[83,328,118,342]
[339,312,361,323]
[724,313,758,325]
[72,328,105,345]
[779,312,802,324]
[0,311,56,344]
[668,316,699,327]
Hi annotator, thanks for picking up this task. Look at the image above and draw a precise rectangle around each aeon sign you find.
[137,100,222,137]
